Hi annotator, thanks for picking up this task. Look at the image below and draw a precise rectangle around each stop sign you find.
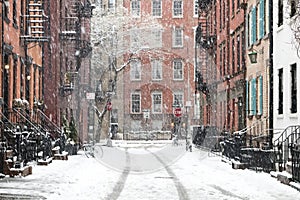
[106,102,112,111]
[174,107,182,117]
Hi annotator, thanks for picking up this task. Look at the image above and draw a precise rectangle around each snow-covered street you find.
[0,141,299,200]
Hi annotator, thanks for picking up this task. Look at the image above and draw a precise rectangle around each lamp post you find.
[185,102,191,151]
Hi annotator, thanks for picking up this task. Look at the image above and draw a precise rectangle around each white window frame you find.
[173,27,183,47]
[152,0,162,17]
[152,59,162,80]
[173,59,183,80]
[131,92,141,114]
[108,0,116,13]
[152,92,162,113]
[152,29,162,48]
[131,0,141,17]
[130,29,141,51]
[173,92,184,108]
[130,59,141,80]
[173,0,183,18]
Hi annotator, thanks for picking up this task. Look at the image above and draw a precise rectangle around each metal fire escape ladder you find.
[59,0,94,96]
[21,0,49,42]
[195,1,214,96]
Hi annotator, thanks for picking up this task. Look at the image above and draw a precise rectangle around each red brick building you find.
[44,0,93,144]
[196,0,246,134]
[122,0,199,137]
[0,0,46,126]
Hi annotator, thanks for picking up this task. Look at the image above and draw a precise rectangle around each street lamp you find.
[248,51,258,64]
[185,101,192,151]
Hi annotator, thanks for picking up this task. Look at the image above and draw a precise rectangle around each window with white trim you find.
[291,63,297,113]
[131,0,141,17]
[130,29,141,50]
[108,0,116,12]
[152,29,162,48]
[152,92,162,113]
[173,0,183,18]
[131,92,141,113]
[152,59,162,80]
[173,27,183,47]
[173,59,183,80]
[173,92,184,107]
[152,0,162,17]
[130,59,141,80]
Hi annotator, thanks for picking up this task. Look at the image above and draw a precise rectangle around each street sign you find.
[106,102,112,111]
[143,109,150,119]
[86,92,95,100]
[174,107,182,117]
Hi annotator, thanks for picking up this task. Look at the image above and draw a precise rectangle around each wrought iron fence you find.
[291,146,300,182]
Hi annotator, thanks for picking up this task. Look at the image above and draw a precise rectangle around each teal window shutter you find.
[250,79,254,115]
[246,80,249,116]
[251,8,255,44]
[253,78,257,115]
[253,7,257,43]
[259,0,265,39]
[259,75,263,114]
[251,78,257,115]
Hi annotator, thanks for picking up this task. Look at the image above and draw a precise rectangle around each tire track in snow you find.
[146,148,190,200]
[104,148,130,200]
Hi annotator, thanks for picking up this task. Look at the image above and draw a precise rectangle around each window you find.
[152,59,162,80]
[291,0,297,18]
[250,77,257,116]
[131,0,140,17]
[232,38,235,74]
[173,59,183,80]
[173,0,183,17]
[13,55,18,99]
[3,0,10,23]
[250,6,257,45]
[278,0,283,26]
[194,0,198,17]
[130,29,141,50]
[173,27,183,47]
[131,93,141,113]
[219,3,222,30]
[152,0,162,17]
[152,92,162,113]
[232,0,235,16]
[152,29,162,48]
[108,0,115,12]
[237,34,241,71]
[130,59,141,80]
[291,64,297,113]
[278,68,283,114]
[13,0,17,27]
[173,92,183,107]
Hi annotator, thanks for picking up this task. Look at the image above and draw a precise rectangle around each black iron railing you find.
[292,145,300,182]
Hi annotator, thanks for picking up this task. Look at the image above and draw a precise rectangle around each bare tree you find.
[90,5,163,141]
[289,1,300,57]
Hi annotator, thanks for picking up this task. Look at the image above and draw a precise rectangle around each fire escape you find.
[195,1,217,125]
[59,0,94,97]
[20,0,49,42]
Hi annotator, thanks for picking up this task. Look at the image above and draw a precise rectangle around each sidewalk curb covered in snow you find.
[270,171,300,192]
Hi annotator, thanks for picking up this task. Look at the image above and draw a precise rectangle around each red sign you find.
[174,107,182,117]
[106,102,112,111]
